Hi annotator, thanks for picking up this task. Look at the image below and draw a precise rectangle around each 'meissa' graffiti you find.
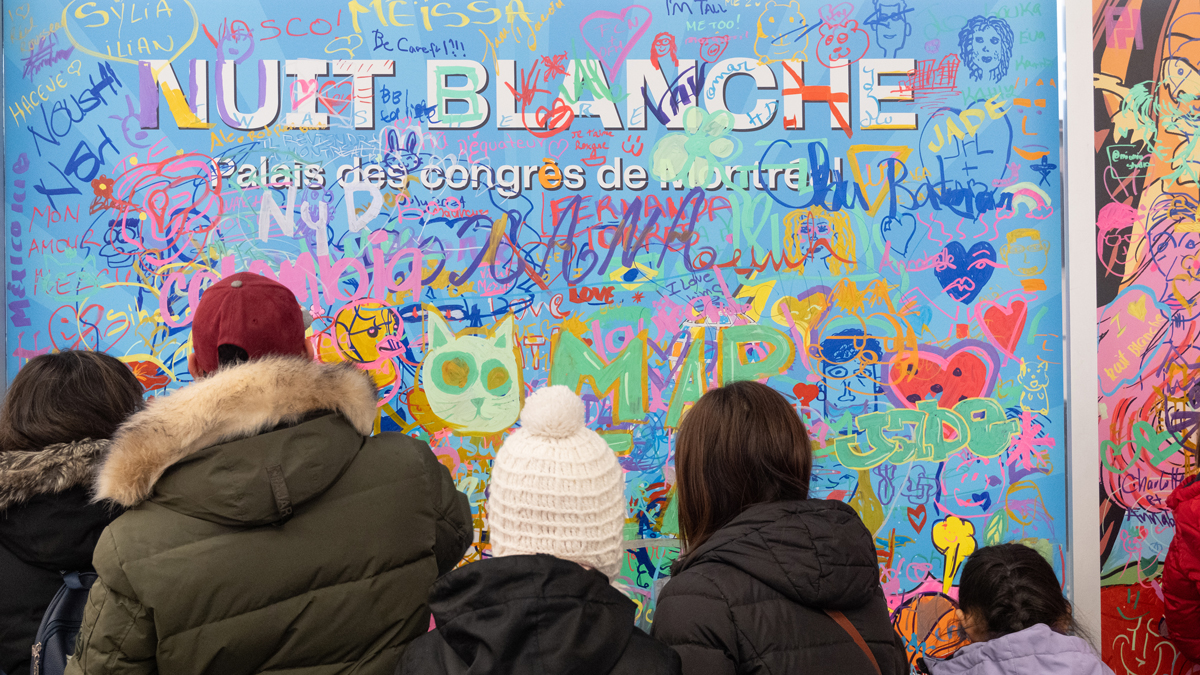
[4,0,1065,664]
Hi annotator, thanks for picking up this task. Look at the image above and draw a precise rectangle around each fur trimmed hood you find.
[0,438,110,511]
[95,356,378,507]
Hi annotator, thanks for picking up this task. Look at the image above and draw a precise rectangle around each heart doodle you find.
[792,382,820,408]
[907,504,928,533]
[881,213,918,257]
[934,241,996,304]
[915,305,934,332]
[580,6,653,77]
[1127,295,1148,322]
[888,342,998,408]
[979,300,1027,357]
[290,78,319,108]
[970,492,993,512]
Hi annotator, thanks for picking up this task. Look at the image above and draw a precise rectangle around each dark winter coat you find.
[651,499,908,675]
[64,356,473,675]
[397,554,681,675]
[1164,474,1200,662]
[0,440,118,675]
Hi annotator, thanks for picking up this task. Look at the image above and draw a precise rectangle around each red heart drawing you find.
[978,300,1027,358]
[793,382,820,408]
[908,505,927,533]
[890,347,991,408]
[580,6,653,76]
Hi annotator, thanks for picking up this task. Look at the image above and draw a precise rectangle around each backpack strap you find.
[61,571,97,590]
[824,609,882,675]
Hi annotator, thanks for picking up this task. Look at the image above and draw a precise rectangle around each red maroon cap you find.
[191,272,307,374]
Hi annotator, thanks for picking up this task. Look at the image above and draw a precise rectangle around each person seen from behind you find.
[922,542,1113,675]
[1162,470,1200,663]
[651,380,907,674]
[0,352,143,675]
[66,272,472,675]
[397,385,681,675]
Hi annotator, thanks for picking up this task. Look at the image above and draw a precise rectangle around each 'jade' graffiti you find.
[827,398,1021,469]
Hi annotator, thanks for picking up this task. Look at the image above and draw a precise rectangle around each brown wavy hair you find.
[0,351,144,452]
[674,380,813,554]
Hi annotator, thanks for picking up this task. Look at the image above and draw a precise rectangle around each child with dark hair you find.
[0,351,144,675]
[923,543,1113,675]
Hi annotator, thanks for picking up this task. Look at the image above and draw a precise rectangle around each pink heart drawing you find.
[290,78,318,108]
[580,6,652,77]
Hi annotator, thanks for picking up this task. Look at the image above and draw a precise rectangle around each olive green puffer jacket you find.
[65,356,472,675]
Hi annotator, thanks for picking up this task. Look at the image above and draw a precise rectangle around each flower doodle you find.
[650,107,742,188]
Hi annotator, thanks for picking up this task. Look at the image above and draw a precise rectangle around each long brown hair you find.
[674,380,812,553]
[0,351,144,452]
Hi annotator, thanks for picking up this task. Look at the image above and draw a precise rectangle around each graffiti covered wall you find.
[1094,0,1200,673]
[4,0,1065,662]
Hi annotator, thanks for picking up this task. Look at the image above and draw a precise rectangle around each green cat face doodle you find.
[420,309,523,434]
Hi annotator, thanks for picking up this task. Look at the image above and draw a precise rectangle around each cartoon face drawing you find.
[810,456,860,501]
[1018,357,1051,414]
[419,309,523,434]
[754,0,809,63]
[937,448,1009,519]
[334,303,401,365]
[1160,57,1200,140]
[815,5,870,66]
[783,206,858,275]
[868,0,912,58]
[215,20,256,65]
[957,16,1014,82]
[650,31,678,70]
[1001,229,1051,277]
[817,328,886,419]
[1141,193,1200,317]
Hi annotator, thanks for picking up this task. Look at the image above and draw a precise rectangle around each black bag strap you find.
[824,609,882,675]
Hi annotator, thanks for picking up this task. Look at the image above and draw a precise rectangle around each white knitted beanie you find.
[488,385,627,579]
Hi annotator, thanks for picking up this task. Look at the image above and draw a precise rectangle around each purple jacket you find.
[925,624,1114,675]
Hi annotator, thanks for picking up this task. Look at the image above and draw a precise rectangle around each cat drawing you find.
[419,308,523,434]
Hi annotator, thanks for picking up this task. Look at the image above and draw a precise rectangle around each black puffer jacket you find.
[397,554,681,675]
[0,440,118,675]
[651,499,908,675]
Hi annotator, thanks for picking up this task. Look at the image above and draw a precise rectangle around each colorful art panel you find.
[1094,0,1200,672]
[4,0,1065,658]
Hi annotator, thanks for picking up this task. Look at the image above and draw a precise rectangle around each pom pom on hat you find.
[519,385,586,439]
[488,385,626,579]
